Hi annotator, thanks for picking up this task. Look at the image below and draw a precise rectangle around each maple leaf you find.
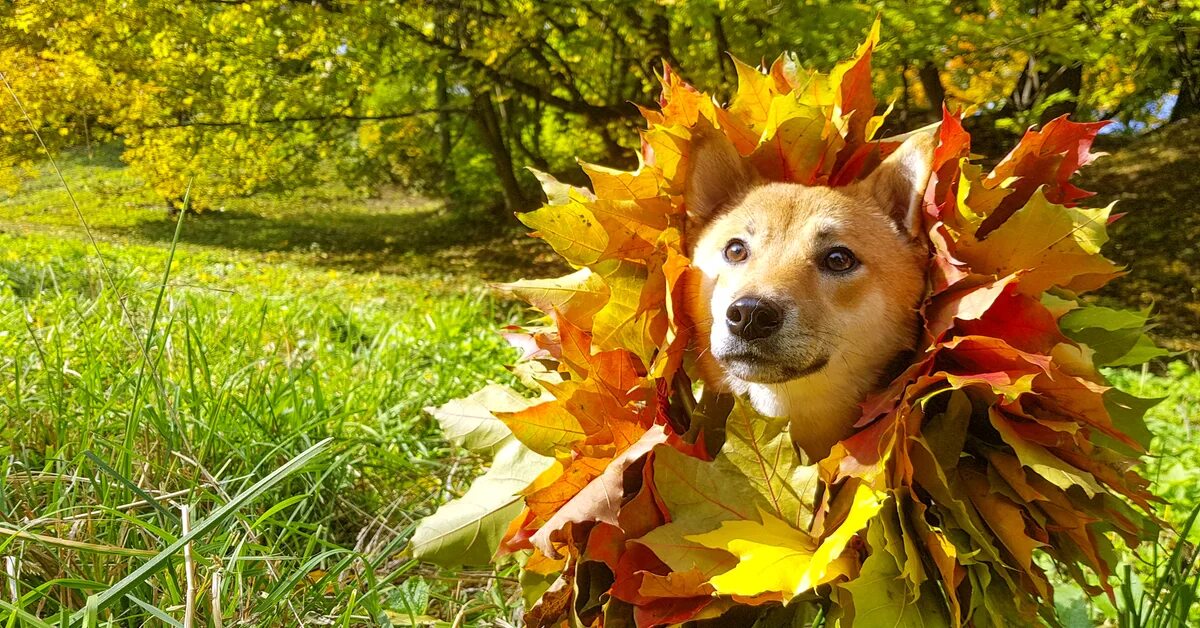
[687,483,882,599]
[728,57,777,131]
[952,188,1121,295]
[494,395,588,457]
[518,199,611,267]
[1060,304,1173,366]
[530,425,669,557]
[979,116,1108,236]
[749,94,841,184]
[424,384,543,454]
[644,403,816,526]
[839,500,954,627]
[717,403,820,529]
[497,269,609,332]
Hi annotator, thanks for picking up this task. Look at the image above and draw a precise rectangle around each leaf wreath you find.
[412,21,1167,628]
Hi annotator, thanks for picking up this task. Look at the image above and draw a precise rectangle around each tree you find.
[2,0,1196,212]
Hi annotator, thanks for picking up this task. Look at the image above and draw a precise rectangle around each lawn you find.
[1,145,1199,626]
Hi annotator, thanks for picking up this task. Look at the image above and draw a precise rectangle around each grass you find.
[0,144,565,282]
[1,148,546,625]
[1072,364,1200,628]
[0,142,1198,626]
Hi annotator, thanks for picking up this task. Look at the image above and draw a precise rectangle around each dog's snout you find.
[725,296,783,341]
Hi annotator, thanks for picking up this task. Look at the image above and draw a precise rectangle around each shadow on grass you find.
[1083,120,1200,351]
[97,199,568,282]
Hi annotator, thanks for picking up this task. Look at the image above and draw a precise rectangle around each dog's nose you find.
[725,297,783,341]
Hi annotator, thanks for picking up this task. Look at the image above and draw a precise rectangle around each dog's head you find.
[684,130,934,398]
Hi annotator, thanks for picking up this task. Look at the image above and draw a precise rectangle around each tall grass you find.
[1,223,524,624]
[1117,503,1200,628]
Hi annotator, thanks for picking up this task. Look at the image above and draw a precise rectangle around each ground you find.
[1085,123,1200,352]
[0,134,1198,625]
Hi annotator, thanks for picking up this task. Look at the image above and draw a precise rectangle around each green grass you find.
[1,144,1199,626]
[0,144,565,283]
[1071,364,1200,628]
[0,149,544,625]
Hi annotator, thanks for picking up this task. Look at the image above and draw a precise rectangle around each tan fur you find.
[683,132,935,461]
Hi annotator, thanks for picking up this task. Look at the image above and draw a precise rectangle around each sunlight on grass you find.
[1,221,526,623]
[0,145,565,284]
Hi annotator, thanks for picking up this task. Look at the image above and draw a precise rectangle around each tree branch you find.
[391,18,634,123]
[141,107,466,130]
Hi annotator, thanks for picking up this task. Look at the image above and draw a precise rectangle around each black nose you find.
[725,297,783,341]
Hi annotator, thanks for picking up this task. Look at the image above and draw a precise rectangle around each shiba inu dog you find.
[683,130,935,461]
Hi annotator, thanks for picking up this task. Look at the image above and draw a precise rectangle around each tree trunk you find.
[471,91,529,216]
[435,67,456,195]
[648,7,680,72]
[622,4,680,76]
[1170,88,1199,122]
[712,12,734,86]
[1170,19,1199,122]
[918,61,946,112]
[1040,61,1083,122]
[1001,56,1083,124]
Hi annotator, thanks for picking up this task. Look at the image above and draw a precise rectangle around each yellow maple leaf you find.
[687,483,884,598]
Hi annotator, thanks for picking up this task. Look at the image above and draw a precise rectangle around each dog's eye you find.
[723,239,749,263]
[822,247,858,273]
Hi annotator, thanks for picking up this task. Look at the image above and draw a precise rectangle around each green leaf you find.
[1059,305,1172,366]
[1107,334,1173,367]
[0,601,55,628]
[640,400,822,582]
[721,403,819,530]
[840,512,951,628]
[1059,305,1149,333]
[1101,387,1159,455]
[126,594,184,628]
[0,524,158,558]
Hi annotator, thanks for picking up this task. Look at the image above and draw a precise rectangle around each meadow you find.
[0,147,555,625]
[1,144,1199,626]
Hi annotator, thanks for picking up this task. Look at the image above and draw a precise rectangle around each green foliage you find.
[1107,363,1200,517]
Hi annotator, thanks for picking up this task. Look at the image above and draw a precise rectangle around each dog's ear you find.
[684,123,756,226]
[862,132,935,237]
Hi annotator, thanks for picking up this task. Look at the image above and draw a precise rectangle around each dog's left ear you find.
[861,132,936,237]
[684,121,757,228]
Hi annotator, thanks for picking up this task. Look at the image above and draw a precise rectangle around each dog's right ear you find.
[684,125,756,226]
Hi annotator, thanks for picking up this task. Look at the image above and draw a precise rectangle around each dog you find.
[682,129,935,461]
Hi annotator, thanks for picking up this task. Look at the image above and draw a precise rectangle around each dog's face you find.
[684,131,934,400]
